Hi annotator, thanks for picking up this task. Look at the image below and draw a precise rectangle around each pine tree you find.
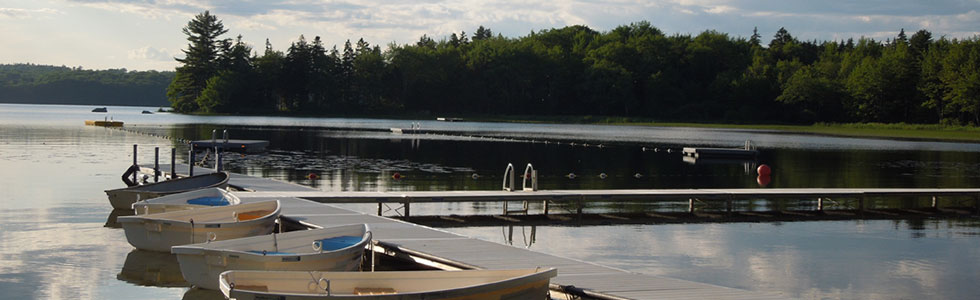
[167,11,229,112]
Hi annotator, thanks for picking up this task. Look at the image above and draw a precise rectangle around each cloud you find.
[0,7,61,19]
[128,46,174,61]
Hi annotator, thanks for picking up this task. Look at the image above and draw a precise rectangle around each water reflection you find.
[450,219,980,299]
[117,250,189,287]
[104,209,134,228]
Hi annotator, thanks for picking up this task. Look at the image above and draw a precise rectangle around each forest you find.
[0,64,173,107]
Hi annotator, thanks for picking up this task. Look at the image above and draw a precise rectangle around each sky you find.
[2,0,979,71]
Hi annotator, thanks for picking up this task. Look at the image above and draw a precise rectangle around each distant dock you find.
[85,120,123,127]
[190,139,269,153]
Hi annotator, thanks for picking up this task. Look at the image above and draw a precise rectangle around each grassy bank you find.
[460,115,980,142]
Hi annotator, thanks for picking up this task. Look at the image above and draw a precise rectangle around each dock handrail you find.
[502,163,515,191]
[522,163,537,191]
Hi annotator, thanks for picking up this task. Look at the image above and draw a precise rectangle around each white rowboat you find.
[133,188,240,215]
[172,224,371,290]
[118,200,280,252]
[219,268,558,300]
[106,172,230,210]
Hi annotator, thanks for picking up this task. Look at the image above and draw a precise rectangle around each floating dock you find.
[681,147,758,158]
[158,165,789,299]
[85,120,124,127]
[190,139,269,153]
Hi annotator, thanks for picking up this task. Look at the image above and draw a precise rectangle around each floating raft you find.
[85,120,123,127]
[682,147,758,158]
[190,139,269,153]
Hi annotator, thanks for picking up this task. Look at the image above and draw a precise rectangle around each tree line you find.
[0,64,173,106]
[169,11,980,125]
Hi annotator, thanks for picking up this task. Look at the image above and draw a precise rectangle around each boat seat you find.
[235,285,268,292]
[236,211,268,221]
[354,287,396,295]
[314,236,362,251]
[186,196,230,206]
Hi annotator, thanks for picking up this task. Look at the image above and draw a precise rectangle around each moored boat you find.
[132,187,240,215]
[219,268,558,300]
[105,171,230,210]
[172,224,371,290]
[117,200,280,252]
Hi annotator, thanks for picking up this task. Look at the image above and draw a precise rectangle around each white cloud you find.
[0,7,61,18]
[128,46,174,61]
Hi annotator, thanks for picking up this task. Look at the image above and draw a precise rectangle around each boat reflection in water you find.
[104,209,135,229]
[183,287,224,300]
[117,249,190,288]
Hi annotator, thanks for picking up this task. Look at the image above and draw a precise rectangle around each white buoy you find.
[566,173,577,179]
[599,173,608,179]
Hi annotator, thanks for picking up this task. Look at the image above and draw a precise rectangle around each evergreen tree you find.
[167,11,229,113]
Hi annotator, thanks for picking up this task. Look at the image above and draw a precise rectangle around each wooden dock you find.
[681,147,758,158]
[157,165,789,299]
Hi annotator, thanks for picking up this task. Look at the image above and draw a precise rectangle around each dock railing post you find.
[154,147,160,182]
[170,148,176,180]
[132,144,138,184]
[216,150,222,172]
[188,143,195,177]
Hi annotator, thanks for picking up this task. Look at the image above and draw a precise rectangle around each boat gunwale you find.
[117,200,281,229]
[171,224,371,259]
[220,267,558,298]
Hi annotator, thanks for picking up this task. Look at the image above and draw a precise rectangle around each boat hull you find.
[173,224,371,290]
[118,200,280,252]
[219,268,557,300]
[106,172,230,210]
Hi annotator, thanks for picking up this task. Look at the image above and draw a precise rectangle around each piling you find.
[154,147,159,182]
[132,144,138,184]
[170,148,176,180]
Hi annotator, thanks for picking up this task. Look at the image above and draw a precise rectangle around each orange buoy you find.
[757,164,771,176]
[392,172,402,180]
[307,173,319,180]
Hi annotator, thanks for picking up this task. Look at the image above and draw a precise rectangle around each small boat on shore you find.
[118,200,280,252]
[173,224,371,290]
[219,268,557,300]
[92,107,107,112]
[106,172,230,210]
[133,188,240,215]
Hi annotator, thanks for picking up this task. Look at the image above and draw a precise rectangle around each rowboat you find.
[132,188,240,215]
[219,268,558,300]
[117,200,280,252]
[106,172,230,210]
[172,224,371,290]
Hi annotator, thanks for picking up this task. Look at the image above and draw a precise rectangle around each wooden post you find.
[154,147,160,182]
[689,198,695,213]
[188,143,195,177]
[403,202,410,217]
[377,203,383,216]
[170,148,176,180]
[932,196,938,209]
[817,198,823,211]
[543,200,549,215]
[132,144,138,184]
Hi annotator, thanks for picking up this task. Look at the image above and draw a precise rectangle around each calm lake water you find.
[1,103,979,299]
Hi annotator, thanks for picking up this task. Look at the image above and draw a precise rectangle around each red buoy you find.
[307,173,319,180]
[757,164,771,176]
[392,172,402,180]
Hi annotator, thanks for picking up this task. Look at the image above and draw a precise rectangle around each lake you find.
[1,103,978,299]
